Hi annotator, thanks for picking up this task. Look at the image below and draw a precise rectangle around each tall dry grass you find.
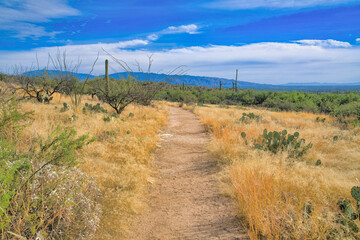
[185,104,360,239]
[19,94,168,239]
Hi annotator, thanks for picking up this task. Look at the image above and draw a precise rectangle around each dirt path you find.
[129,107,249,240]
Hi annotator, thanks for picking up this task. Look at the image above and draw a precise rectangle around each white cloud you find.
[162,24,200,34]
[146,24,201,41]
[1,39,360,84]
[294,39,352,48]
[147,34,159,41]
[207,0,360,9]
[0,0,80,39]
[356,38,360,42]
[39,39,149,53]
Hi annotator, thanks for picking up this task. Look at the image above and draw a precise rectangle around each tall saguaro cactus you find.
[235,69,238,92]
[105,59,109,94]
[220,80,222,90]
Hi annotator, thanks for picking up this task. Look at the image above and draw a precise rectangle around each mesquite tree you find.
[102,51,185,107]
[12,65,67,103]
[92,75,140,114]
[13,50,98,106]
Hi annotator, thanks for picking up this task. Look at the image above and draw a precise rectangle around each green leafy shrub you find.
[0,97,100,239]
[0,125,99,239]
[0,98,32,141]
[254,129,313,158]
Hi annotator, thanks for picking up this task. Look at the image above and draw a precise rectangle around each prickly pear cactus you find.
[263,129,267,138]
[338,198,358,220]
[239,112,262,123]
[241,132,248,145]
[351,187,360,202]
[254,129,312,158]
[241,132,246,138]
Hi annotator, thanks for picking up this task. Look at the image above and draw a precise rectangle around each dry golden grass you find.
[20,94,168,239]
[184,104,360,239]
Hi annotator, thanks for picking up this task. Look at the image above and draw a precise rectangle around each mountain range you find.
[24,70,360,92]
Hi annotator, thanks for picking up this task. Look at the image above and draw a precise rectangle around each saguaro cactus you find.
[105,59,109,94]
[235,69,238,92]
[220,80,222,90]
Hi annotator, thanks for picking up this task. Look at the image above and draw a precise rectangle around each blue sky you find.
[1,0,360,84]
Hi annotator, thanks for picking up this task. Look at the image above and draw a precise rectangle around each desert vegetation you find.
[156,86,360,128]
[182,102,360,239]
[2,54,360,239]
[0,89,168,239]
[0,55,170,239]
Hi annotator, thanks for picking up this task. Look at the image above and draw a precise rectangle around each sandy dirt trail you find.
[129,107,249,240]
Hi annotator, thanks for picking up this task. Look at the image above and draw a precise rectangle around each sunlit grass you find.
[184,104,360,239]
[20,95,168,239]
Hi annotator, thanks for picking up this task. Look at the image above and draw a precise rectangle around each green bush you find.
[155,86,360,127]
[0,97,100,239]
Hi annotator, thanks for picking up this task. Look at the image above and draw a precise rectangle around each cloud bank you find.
[0,0,80,39]
[294,39,352,48]
[1,39,359,84]
[207,0,360,9]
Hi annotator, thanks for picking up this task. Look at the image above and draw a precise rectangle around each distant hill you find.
[23,70,360,92]
[109,72,360,91]
[108,72,273,89]
[24,70,95,81]
[283,82,360,86]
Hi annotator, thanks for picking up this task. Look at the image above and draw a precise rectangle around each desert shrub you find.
[0,98,32,141]
[0,97,100,239]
